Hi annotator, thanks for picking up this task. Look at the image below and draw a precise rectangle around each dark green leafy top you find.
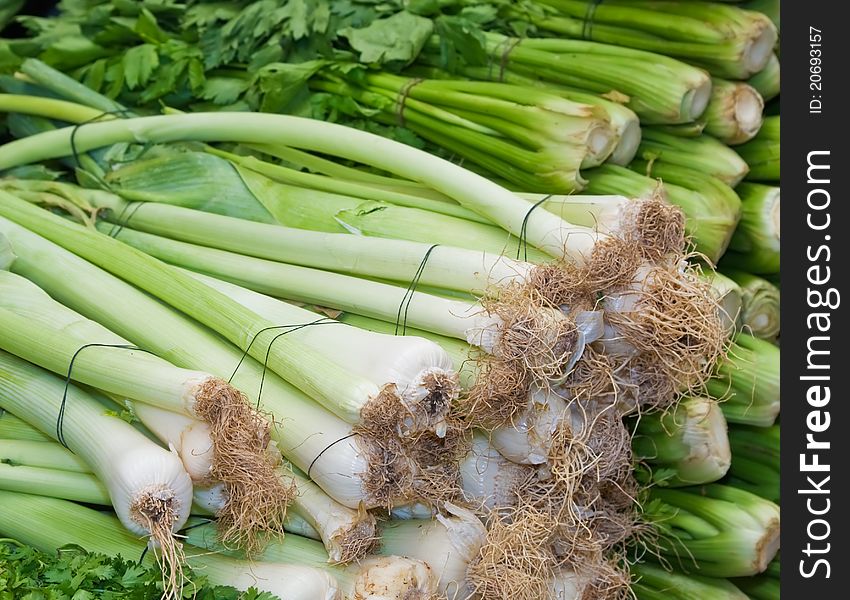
[0,541,278,600]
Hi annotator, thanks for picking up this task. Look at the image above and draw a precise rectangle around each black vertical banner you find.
[782,2,848,596]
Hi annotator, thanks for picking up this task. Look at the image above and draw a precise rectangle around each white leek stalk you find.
[0,351,193,572]
[187,271,458,437]
[0,490,341,600]
[490,387,569,466]
[378,503,488,598]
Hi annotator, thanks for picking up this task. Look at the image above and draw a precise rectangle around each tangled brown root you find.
[464,357,531,428]
[602,260,728,396]
[193,378,294,554]
[467,507,559,600]
[618,195,687,262]
[130,486,186,600]
[562,346,617,406]
[331,508,380,564]
[612,353,678,414]
[358,434,419,511]
[406,423,468,508]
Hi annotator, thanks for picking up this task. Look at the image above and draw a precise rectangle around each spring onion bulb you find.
[584,163,741,263]
[726,425,780,504]
[747,54,780,102]
[723,270,780,340]
[736,116,780,182]
[0,351,193,588]
[0,213,398,511]
[0,491,341,600]
[701,79,764,145]
[705,271,743,336]
[647,484,780,577]
[638,127,750,186]
[185,520,437,599]
[470,33,712,124]
[633,396,731,486]
[0,100,606,260]
[379,503,488,597]
[720,183,780,275]
[708,334,780,427]
[632,562,749,600]
[0,438,90,472]
[530,0,777,79]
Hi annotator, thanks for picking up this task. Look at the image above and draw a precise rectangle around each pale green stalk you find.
[747,54,780,102]
[0,99,602,259]
[0,411,50,441]
[702,79,764,145]
[639,127,750,186]
[632,562,749,600]
[0,438,90,472]
[0,463,110,505]
[720,183,780,274]
[723,269,780,340]
[736,116,780,181]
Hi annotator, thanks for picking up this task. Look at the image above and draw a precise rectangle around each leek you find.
[720,183,780,275]
[0,215,389,515]
[0,411,50,441]
[731,553,780,600]
[705,271,743,336]
[0,99,606,260]
[723,269,780,339]
[647,484,780,577]
[0,463,110,505]
[633,397,731,486]
[0,491,341,600]
[530,0,777,79]
[461,431,535,509]
[701,79,764,145]
[0,350,193,576]
[708,334,780,427]
[736,116,780,182]
[638,127,750,186]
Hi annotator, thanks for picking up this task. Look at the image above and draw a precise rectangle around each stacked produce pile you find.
[0,1,780,599]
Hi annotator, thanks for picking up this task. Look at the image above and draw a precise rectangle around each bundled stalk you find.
[633,396,731,486]
[0,438,90,472]
[726,425,780,503]
[736,116,780,181]
[0,267,292,551]
[645,484,780,577]
[309,71,619,192]
[584,163,741,263]
[528,0,777,79]
[707,334,780,427]
[720,183,780,274]
[458,33,713,124]
[0,491,342,600]
[0,212,415,533]
[701,79,764,145]
[0,411,51,441]
[421,64,643,166]
[723,269,780,339]
[747,54,780,102]
[0,351,193,596]
[637,127,750,186]
[632,562,749,600]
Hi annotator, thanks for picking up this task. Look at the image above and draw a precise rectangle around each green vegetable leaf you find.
[339,11,433,66]
[121,44,159,90]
